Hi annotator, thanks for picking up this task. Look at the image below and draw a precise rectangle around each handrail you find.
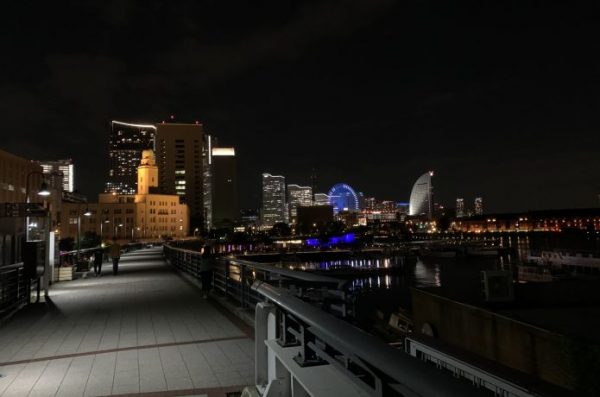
[0,262,25,271]
[226,257,346,288]
[252,281,483,397]
[164,244,346,288]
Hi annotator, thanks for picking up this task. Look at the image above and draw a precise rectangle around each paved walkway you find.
[0,248,254,397]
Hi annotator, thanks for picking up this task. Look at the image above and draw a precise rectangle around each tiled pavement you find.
[0,248,254,397]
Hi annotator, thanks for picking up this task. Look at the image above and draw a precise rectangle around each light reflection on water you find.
[413,260,441,287]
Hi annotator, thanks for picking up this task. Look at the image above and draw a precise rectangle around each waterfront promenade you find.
[0,248,254,397]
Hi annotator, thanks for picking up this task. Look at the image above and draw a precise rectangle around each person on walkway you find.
[110,238,122,275]
[200,245,214,298]
[93,248,104,277]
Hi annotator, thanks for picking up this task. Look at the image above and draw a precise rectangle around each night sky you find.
[1,1,599,212]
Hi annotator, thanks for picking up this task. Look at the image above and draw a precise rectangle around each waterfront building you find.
[328,183,359,214]
[261,173,287,226]
[210,147,237,228]
[105,121,156,195]
[364,197,376,210]
[408,171,434,219]
[474,197,483,215]
[155,122,204,230]
[36,159,74,192]
[287,184,312,224]
[397,202,410,214]
[313,193,330,206]
[452,208,600,233]
[456,198,464,218]
[61,150,188,241]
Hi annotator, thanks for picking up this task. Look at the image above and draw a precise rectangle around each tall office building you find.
[210,147,237,228]
[261,173,286,226]
[474,197,483,215]
[37,159,74,192]
[202,135,213,231]
[287,184,312,224]
[105,121,156,195]
[456,198,465,218]
[155,122,204,229]
[409,171,434,219]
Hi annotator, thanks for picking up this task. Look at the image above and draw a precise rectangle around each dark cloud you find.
[1,1,599,212]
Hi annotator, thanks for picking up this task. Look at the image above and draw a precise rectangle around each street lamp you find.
[24,171,60,302]
[76,207,92,260]
[100,217,110,243]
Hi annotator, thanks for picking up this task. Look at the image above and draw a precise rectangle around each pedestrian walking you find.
[110,238,122,275]
[200,245,214,298]
[93,248,104,276]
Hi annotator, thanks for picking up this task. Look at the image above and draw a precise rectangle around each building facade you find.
[456,198,464,218]
[210,147,237,228]
[61,150,188,241]
[155,122,204,230]
[105,121,156,195]
[408,171,434,219]
[261,173,286,226]
[313,193,330,206]
[37,159,74,192]
[287,184,312,224]
[474,197,483,215]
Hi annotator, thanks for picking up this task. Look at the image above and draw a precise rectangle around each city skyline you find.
[2,2,600,212]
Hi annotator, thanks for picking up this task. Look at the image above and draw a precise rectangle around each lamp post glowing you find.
[76,207,92,261]
[100,217,110,242]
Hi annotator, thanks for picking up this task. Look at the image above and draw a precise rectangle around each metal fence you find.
[163,245,345,309]
[252,282,484,397]
[0,262,28,316]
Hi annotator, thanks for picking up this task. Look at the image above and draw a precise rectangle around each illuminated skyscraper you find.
[105,121,156,195]
[37,159,74,192]
[409,171,434,219]
[456,198,465,218]
[287,184,312,224]
[261,173,286,226]
[210,147,237,228]
[474,197,483,215]
[155,122,204,230]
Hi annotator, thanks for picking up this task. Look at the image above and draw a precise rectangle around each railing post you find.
[255,302,275,388]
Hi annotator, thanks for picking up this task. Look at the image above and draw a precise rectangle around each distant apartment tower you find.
[261,173,286,226]
[474,197,483,215]
[456,198,465,218]
[105,121,156,195]
[287,184,312,224]
[37,159,74,192]
[210,147,237,228]
[155,122,204,229]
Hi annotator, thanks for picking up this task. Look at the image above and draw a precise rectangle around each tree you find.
[59,237,75,252]
[270,222,291,237]
[79,232,101,249]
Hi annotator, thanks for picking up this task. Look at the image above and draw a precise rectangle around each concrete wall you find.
[411,288,569,388]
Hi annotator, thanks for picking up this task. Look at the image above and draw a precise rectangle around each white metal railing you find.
[252,282,484,397]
